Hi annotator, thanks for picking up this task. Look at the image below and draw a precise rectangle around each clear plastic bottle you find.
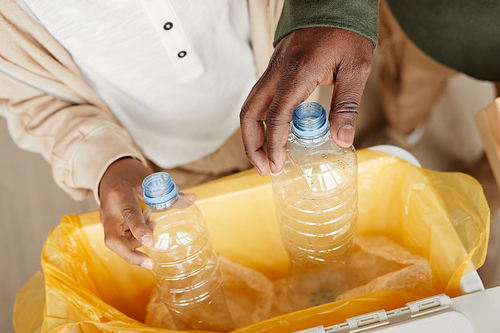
[142,172,234,331]
[270,102,358,310]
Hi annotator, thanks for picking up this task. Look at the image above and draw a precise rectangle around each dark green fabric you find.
[274,0,380,48]
[386,0,500,81]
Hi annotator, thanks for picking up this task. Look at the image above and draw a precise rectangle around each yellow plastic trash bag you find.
[14,149,489,333]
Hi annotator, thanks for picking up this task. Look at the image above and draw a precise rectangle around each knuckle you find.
[280,57,315,84]
[334,101,360,113]
[125,251,141,266]
[129,222,146,237]
[122,207,147,233]
[104,235,116,251]
[332,99,361,118]
[121,206,140,222]
[266,107,285,128]
[243,143,255,157]
[347,56,372,78]
[239,104,251,123]
[104,183,122,199]
[99,211,108,225]
[356,59,372,77]
[283,57,301,75]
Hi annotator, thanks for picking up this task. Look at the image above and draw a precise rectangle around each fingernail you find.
[254,165,263,176]
[269,161,278,174]
[337,125,354,146]
[142,234,154,247]
[141,260,154,270]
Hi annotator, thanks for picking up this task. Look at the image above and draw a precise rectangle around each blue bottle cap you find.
[291,102,330,140]
[142,172,179,206]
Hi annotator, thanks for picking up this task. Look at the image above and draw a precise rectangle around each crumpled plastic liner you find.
[146,256,290,329]
[337,236,436,301]
[146,236,436,330]
[13,149,490,333]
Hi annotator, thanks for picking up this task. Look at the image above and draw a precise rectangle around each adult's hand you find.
[240,27,373,175]
[99,157,155,269]
[99,158,197,269]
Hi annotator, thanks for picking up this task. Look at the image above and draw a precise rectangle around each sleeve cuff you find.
[63,125,148,204]
[274,0,380,48]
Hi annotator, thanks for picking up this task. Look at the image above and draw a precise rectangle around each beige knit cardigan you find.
[0,0,283,202]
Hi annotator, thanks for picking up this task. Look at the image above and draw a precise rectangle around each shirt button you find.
[178,51,187,58]
[163,22,173,30]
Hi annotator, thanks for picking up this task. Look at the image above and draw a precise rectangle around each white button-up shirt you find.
[16,0,257,168]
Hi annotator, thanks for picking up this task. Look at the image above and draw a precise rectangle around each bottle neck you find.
[148,196,179,211]
[291,102,329,141]
[142,172,180,208]
[290,131,331,147]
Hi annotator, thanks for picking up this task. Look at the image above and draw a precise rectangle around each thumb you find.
[329,64,371,147]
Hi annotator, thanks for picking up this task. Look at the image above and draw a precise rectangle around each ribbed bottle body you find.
[144,196,233,331]
[271,133,358,310]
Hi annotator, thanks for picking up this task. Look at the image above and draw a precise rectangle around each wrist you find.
[98,156,152,200]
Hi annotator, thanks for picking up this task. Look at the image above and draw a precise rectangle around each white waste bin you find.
[293,145,500,333]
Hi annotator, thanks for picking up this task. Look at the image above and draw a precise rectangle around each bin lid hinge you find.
[344,310,389,332]
[406,294,450,317]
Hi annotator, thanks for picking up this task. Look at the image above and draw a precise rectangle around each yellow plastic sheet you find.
[14,149,489,333]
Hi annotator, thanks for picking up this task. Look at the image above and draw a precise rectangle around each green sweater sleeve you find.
[274,0,380,48]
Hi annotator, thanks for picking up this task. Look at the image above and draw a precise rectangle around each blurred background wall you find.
[0,119,98,333]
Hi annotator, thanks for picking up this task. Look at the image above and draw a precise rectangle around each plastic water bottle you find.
[271,102,358,310]
[142,172,234,331]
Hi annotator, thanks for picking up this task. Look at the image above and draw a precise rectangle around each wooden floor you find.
[1,70,499,332]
